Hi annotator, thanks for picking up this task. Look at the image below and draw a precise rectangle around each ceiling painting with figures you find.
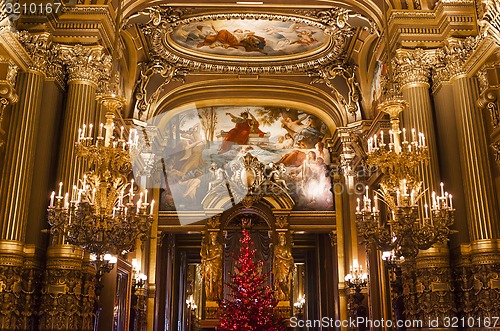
[170,18,329,58]
[158,106,334,213]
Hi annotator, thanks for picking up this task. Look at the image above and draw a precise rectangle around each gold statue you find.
[200,232,222,300]
[273,232,294,301]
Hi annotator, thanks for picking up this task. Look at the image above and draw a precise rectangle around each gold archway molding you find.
[150,77,348,132]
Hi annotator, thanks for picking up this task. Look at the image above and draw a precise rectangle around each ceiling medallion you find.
[145,10,355,73]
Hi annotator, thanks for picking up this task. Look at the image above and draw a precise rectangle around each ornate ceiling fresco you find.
[169,17,330,59]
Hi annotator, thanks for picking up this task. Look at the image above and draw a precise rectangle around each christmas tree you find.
[219,230,287,331]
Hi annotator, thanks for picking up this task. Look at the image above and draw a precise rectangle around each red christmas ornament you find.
[218,230,286,331]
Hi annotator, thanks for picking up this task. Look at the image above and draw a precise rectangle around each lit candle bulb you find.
[373,194,378,212]
[410,189,415,206]
[365,186,369,201]
[380,130,384,145]
[82,175,87,191]
[374,134,378,148]
[440,182,445,197]
[402,128,407,143]
[58,182,63,198]
[72,185,77,202]
[389,130,394,144]
[449,194,453,209]
[50,191,55,207]
[89,124,93,139]
[64,193,69,208]
[144,189,148,203]
[357,198,361,211]
[82,124,87,139]
[150,200,155,215]
[99,123,104,138]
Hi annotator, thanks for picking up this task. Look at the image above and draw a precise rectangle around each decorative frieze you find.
[134,58,188,120]
[308,64,361,118]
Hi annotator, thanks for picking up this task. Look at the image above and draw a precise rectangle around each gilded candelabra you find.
[47,97,154,328]
[356,98,455,259]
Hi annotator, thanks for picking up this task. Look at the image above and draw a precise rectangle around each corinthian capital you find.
[393,48,434,88]
[17,31,62,77]
[60,45,112,86]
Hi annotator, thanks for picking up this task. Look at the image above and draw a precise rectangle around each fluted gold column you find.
[0,70,44,242]
[395,49,440,194]
[451,74,500,319]
[451,75,500,241]
[0,69,44,330]
[395,49,456,329]
[39,46,110,331]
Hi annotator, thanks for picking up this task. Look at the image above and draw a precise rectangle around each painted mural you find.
[170,19,328,57]
[158,106,334,213]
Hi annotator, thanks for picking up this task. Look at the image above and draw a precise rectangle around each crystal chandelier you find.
[47,97,154,265]
[355,100,455,259]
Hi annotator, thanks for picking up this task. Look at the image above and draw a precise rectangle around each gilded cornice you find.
[59,44,111,86]
[394,48,434,88]
[388,0,477,50]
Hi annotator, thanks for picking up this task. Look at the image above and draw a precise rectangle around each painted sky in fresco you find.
[170,19,328,57]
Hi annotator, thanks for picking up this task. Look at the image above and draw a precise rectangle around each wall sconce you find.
[186,295,197,312]
[382,250,405,270]
[344,259,369,291]
[131,258,148,289]
[293,294,305,315]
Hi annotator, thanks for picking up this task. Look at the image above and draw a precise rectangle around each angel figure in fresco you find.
[208,162,228,191]
[173,123,205,176]
[281,115,323,148]
[290,30,318,46]
[274,232,294,301]
[218,111,265,154]
[200,232,222,301]
[267,163,289,190]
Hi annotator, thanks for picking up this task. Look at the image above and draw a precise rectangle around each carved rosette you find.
[394,48,434,88]
[60,45,111,86]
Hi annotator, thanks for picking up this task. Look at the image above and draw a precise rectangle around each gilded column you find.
[56,45,111,192]
[436,37,500,319]
[395,48,440,191]
[394,49,456,328]
[39,45,111,331]
[0,32,49,329]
